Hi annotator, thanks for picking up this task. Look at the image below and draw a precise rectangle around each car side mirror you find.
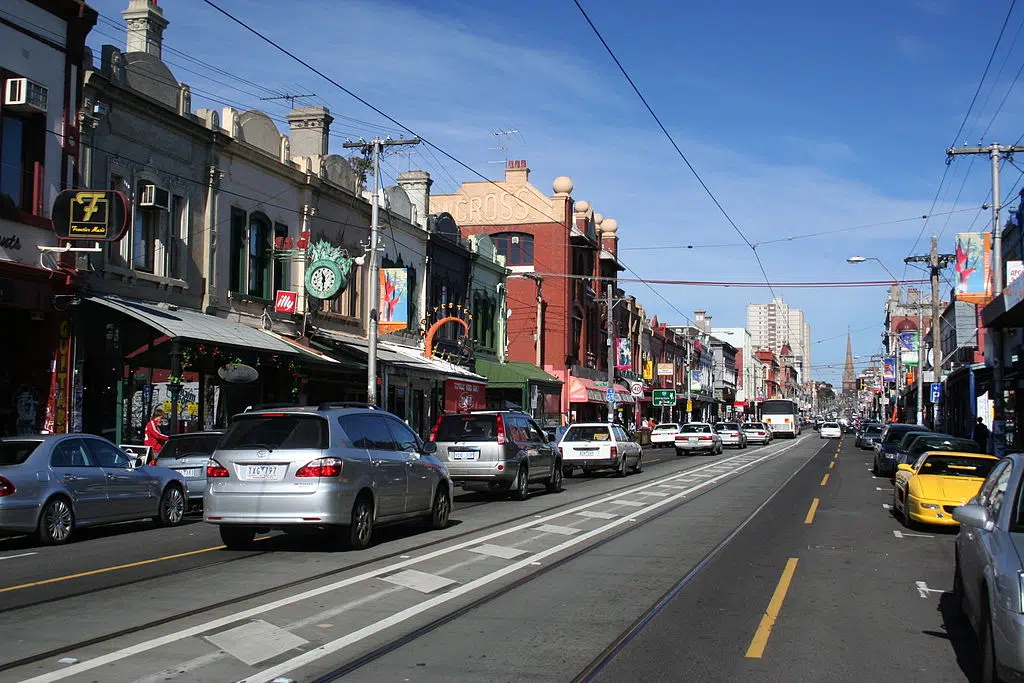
[953,503,994,531]
[897,464,914,473]
[421,441,438,455]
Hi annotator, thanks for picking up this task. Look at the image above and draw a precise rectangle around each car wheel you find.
[616,455,627,477]
[546,462,563,493]
[872,459,879,476]
[513,464,530,500]
[154,485,185,527]
[427,485,451,530]
[675,448,683,457]
[346,496,374,549]
[980,599,1001,683]
[901,492,913,528]
[219,525,257,549]
[632,451,644,473]
[563,465,574,479]
[37,497,74,545]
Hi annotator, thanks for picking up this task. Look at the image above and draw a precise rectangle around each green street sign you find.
[652,389,677,407]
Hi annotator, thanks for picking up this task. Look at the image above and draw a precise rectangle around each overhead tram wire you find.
[198,0,707,328]
[903,0,1019,272]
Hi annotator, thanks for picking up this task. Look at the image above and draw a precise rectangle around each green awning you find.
[475,359,562,388]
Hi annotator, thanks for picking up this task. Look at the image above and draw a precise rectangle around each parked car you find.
[892,430,946,467]
[0,434,188,545]
[892,450,997,528]
[872,424,929,476]
[855,423,883,449]
[742,422,772,445]
[205,404,454,550]
[156,431,224,510]
[820,422,842,439]
[559,423,642,477]
[650,423,681,447]
[954,453,1024,682]
[900,434,982,465]
[430,410,560,499]
[714,422,748,449]
[674,423,723,455]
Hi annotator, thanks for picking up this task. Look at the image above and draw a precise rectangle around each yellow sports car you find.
[893,451,998,527]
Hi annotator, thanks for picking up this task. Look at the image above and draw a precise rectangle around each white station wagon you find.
[559,423,643,478]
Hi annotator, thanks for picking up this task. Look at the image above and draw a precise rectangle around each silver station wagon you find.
[204,404,453,550]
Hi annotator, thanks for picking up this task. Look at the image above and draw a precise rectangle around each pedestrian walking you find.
[973,417,990,453]
[144,407,169,463]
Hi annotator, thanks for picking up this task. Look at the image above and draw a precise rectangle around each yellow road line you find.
[0,544,227,593]
[820,473,829,486]
[803,498,819,524]
[746,557,800,658]
[829,461,835,469]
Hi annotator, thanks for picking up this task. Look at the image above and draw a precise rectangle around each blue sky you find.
[83,0,1021,384]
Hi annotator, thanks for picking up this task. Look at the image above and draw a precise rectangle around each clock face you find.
[310,266,335,292]
[306,260,343,299]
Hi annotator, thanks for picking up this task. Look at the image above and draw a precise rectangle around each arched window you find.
[492,232,534,266]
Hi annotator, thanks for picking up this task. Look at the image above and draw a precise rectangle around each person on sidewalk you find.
[973,417,991,454]
[144,407,169,464]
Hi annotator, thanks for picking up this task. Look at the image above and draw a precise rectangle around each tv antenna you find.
[487,145,509,165]
[259,92,317,107]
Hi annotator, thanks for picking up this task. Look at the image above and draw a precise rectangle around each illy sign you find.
[274,290,298,314]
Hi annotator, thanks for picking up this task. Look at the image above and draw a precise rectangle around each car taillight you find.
[758,431,765,436]
[207,459,230,478]
[429,415,442,442]
[496,414,507,445]
[296,457,343,478]
[0,476,14,497]
[610,446,618,457]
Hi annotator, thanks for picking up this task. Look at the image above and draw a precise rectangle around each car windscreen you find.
[220,415,328,450]
[865,426,883,434]
[883,426,921,444]
[0,440,41,465]
[158,435,223,460]
[823,423,839,429]
[682,424,711,433]
[653,424,678,431]
[909,437,981,456]
[917,454,996,478]
[563,426,612,442]
[435,415,499,442]
[742,423,764,429]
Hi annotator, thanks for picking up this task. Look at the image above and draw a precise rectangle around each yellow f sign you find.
[73,192,105,222]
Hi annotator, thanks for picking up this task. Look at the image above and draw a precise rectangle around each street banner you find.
[954,232,992,303]
[379,268,408,333]
[882,357,896,381]
[643,360,654,380]
[899,331,919,366]
[615,338,632,371]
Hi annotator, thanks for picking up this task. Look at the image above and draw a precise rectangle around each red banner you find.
[43,318,72,434]
[444,379,486,413]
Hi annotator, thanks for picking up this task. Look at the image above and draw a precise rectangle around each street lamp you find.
[847,255,923,424]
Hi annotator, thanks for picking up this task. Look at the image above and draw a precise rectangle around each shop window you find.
[0,73,46,217]
[132,181,159,273]
[168,194,187,280]
[107,175,126,266]
[492,232,534,266]
[273,222,288,292]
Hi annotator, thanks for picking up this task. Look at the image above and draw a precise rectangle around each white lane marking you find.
[657,484,690,490]
[0,552,37,561]
[204,620,308,666]
[468,544,528,560]
[893,530,934,539]
[882,504,892,510]
[915,581,944,598]
[241,444,801,683]
[25,439,808,683]
[56,658,77,665]
[380,569,458,594]
[635,491,671,497]
[536,524,583,536]
[610,500,646,507]
[876,487,889,491]
[577,511,617,520]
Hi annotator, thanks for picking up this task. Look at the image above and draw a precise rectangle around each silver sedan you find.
[0,434,188,545]
[954,452,1024,681]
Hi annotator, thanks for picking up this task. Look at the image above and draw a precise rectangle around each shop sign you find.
[656,362,673,377]
[1008,260,1024,285]
[43,319,72,434]
[643,360,653,380]
[51,190,129,241]
[444,379,486,413]
[274,290,298,314]
[218,363,259,384]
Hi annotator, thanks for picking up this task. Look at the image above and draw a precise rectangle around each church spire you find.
[842,332,857,394]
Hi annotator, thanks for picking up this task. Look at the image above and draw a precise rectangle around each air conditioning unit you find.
[139,184,170,210]
[4,78,48,114]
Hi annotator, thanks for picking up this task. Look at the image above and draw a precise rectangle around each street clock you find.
[304,240,354,300]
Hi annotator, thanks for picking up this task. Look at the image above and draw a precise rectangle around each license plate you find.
[449,451,478,461]
[246,465,281,480]
[179,468,202,478]
[689,438,698,443]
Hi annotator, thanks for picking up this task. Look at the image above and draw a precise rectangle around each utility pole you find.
[606,283,616,424]
[343,136,420,406]
[905,235,955,427]
[947,142,1024,453]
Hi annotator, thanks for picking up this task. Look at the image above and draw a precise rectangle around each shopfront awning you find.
[475,359,562,388]
[314,330,485,381]
[85,294,328,359]
[568,376,635,404]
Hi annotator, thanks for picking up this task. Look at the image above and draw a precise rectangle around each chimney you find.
[286,106,334,158]
[122,0,168,58]
[397,170,432,229]
[505,159,529,184]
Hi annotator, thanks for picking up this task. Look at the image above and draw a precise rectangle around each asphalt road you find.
[0,433,977,683]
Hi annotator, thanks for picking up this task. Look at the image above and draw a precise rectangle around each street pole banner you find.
[954,232,992,303]
[882,358,896,381]
[899,332,919,366]
[615,338,632,371]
